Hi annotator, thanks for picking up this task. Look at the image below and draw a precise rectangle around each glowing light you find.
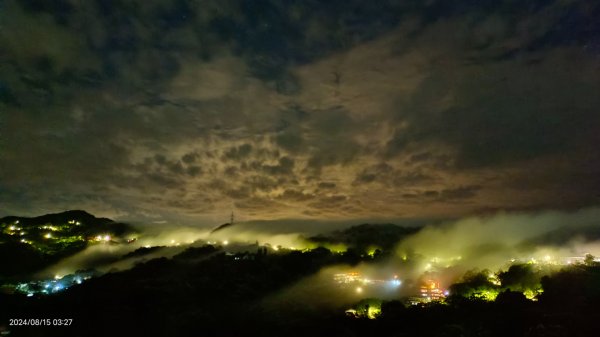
[488,273,501,286]
[103,235,111,241]
[367,305,381,319]
[366,246,380,257]
[523,289,543,301]
[475,290,499,301]
[170,240,175,244]
[355,287,363,294]
[333,272,362,284]
[223,240,229,246]
[27,293,33,297]
[425,263,432,270]
[54,275,61,280]
[389,279,402,287]
[9,225,16,230]
[44,233,52,239]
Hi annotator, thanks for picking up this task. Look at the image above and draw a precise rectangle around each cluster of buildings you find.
[419,280,447,302]
[333,271,402,295]
[12,272,94,297]
[333,272,363,284]
[403,280,448,305]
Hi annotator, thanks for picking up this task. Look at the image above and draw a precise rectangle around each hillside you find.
[0,210,135,279]
[307,223,421,253]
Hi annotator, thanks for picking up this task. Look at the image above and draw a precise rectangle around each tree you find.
[584,253,596,266]
[498,264,539,291]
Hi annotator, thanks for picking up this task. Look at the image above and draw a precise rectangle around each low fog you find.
[259,207,600,309]
[396,207,600,272]
[39,207,600,303]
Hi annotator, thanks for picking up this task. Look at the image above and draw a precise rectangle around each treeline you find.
[360,264,600,337]
[2,247,599,337]
[1,246,361,337]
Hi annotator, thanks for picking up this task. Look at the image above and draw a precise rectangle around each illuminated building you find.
[420,280,446,302]
[333,272,361,284]
[14,272,95,296]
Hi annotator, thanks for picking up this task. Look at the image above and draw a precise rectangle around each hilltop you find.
[0,210,135,279]
[307,223,421,253]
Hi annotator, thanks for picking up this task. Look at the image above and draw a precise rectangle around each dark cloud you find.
[317,182,336,189]
[438,185,482,202]
[308,195,349,210]
[353,163,433,188]
[402,185,482,203]
[181,152,199,164]
[276,189,315,202]
[222,144,253,161]
[243,175,280,192]
[186,166,202,177]
[261,157,295,176]
[1,0,599,223]
[386,60,600,168]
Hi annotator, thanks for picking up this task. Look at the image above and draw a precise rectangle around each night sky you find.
[1,0,599,225]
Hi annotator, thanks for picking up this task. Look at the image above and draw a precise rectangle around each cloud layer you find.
[1,0,599,225]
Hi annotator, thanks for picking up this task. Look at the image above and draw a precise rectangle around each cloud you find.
[396,207,600,271]
[1,0,599,224]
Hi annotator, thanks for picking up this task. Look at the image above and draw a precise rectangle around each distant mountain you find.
[307,223,421,252]
[0,210,135,279]
[3,210,110,229]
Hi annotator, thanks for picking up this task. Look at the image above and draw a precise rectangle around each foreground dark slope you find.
[3,245,600,337]
[2,246,360,337]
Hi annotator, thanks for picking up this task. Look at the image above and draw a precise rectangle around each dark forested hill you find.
[0,210,135,279]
